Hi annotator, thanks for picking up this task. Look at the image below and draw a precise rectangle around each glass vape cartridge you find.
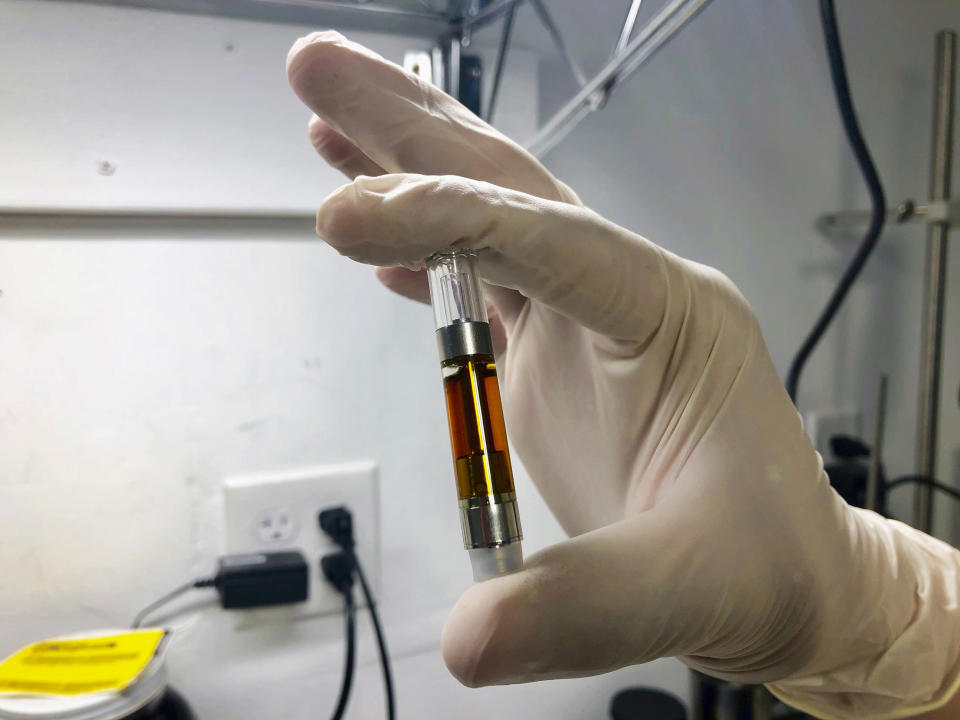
[426,251,523,582]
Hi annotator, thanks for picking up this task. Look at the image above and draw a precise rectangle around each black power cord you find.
[322,552,358,720]
[785,0,887,402]
[132,577,216,629]
[320,507,396,720]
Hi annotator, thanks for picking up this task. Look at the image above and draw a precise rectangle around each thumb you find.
[440,514,700,687]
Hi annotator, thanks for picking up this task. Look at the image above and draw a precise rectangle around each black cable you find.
[132,577,215,629]
[887,475,960,504]
[322,551,358,720]
[350,551,395,720]
[329,589,357,720]
[785,0,887,402]
[320,507,395,720]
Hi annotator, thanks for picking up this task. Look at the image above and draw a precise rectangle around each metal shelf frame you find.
[43,0,713,168]
[10,0,712,219]
[814,31,956,534]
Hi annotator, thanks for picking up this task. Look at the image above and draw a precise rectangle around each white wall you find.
[535,0,960,537]
[0,1,688,718]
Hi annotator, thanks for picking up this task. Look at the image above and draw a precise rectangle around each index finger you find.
[286,31,575,204]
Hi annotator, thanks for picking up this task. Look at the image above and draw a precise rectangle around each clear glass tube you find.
[426,251,488,329]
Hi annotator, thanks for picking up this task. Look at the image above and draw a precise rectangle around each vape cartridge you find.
[426,251,523,582]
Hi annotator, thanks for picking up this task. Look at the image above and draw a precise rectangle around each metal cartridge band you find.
[458,492,523,549]
[436,321,494,362]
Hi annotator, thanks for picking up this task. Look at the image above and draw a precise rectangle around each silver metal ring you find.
[436,321,493,361]
[458,492,522,549]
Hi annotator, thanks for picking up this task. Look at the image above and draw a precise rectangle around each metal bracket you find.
[816,197,960,233]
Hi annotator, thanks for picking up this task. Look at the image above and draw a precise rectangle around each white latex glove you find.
[287,32,960,719]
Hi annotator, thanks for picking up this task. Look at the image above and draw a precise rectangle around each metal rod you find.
[867,374,888,512]
[614,0,644,57]
[607,0,710,97]
[485,5,517,123]
[452,0,524,34]
[528,0,587,88]
[431,45,445,88]
[0,206,316,220]
[447,32,461,100]
[817,200,923,231]
[915,30,956,532]
[534,101,593,157]
[591,0,645,109]
[71,0,451,35]
[253,0,445,19]
[526,0,712,158]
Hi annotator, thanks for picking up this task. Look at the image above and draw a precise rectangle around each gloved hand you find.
[286,32,960,720]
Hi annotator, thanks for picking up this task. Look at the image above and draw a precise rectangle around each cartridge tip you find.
[468,543,523,582]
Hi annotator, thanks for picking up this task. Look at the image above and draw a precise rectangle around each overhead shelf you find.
[59,0,520,38]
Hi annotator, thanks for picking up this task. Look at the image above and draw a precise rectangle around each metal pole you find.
[526,0,712,158]
[528,0,588,87]
[593,0,645,109]
[867,374,888,512]
[816,200,922,232]
[485,5,516,123]
[614,0,644,57]
[915,30,956,532]
[453,0,524,35]
[0,206,316,220]
[447,33,461,100]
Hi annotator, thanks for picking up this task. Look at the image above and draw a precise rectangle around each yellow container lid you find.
[0,630,169,720]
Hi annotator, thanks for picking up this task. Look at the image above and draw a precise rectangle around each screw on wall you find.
[224,41,235,52]
[97,160,116,176]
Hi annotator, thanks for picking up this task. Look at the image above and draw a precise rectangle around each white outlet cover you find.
[223,460,379,627]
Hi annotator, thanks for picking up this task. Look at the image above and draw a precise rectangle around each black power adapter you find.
[213,550,309,610]
[131,549,310,628]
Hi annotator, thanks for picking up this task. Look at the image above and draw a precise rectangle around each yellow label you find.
[0,630,167,696]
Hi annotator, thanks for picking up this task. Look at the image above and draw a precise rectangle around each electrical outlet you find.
[254,507,298,545]
[805,409,862,462]
[223,461,379,627]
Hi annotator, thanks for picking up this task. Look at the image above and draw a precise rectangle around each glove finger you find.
[308,116,526,334]
[286,31,579,205]
[289,31,548,326]
[308,114,384,180]
[318,173,667,342]
[441,515,696,687]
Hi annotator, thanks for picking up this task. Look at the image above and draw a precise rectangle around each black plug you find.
[322,551,355,595]
[320,506,355,550]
